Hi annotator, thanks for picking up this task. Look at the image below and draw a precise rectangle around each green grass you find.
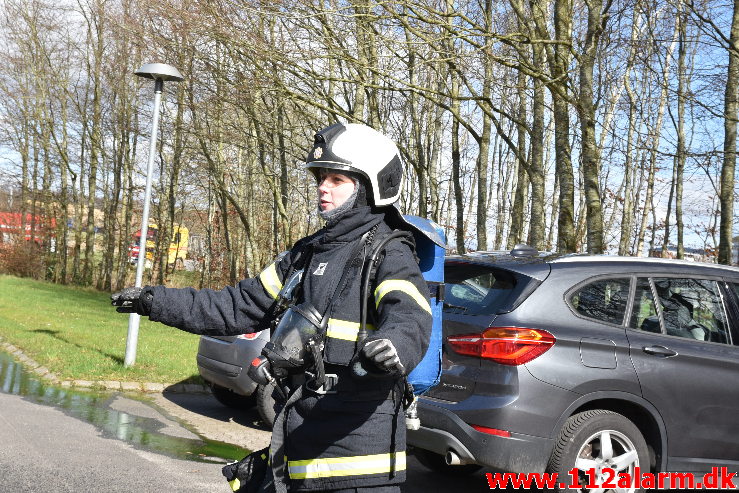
[0,275,203,384]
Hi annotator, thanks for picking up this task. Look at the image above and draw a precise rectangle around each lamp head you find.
[134,63,183,82]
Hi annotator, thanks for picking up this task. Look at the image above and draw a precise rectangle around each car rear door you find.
[521,272,641,395]
[625,275,739,470]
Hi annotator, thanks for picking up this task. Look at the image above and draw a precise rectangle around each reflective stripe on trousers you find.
[287,452,406,479]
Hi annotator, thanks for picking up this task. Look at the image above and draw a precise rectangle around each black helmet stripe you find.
[306,123,351,166]
[376,155,403,200]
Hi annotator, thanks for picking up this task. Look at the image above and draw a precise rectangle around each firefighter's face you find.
[317,171,355,212]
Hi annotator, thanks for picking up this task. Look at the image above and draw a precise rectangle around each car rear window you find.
[443,262,532,316]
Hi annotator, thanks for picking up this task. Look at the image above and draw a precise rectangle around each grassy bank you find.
[0,275,202,384]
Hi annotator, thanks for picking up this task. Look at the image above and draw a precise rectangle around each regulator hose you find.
[352,230,410,378]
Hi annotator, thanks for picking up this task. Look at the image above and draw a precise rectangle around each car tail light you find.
[447,327,555,365]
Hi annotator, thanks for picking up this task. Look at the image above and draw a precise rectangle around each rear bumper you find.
[197,354,256,395]
[408,399,553,473]
[196,335,265,396]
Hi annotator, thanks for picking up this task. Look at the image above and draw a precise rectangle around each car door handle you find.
[642,345,678,357]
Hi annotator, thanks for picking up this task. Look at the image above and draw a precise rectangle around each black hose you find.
[357,230,409,345]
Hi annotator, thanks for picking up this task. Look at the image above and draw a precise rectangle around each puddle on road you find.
[0,350,250,464]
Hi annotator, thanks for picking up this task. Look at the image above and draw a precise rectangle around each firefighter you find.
[111,122,432,493]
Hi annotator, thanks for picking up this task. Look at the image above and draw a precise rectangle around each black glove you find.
[222,447,269,493]
[110,286,154,316]
[361,338,406,375]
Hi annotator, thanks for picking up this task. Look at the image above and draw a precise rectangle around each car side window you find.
[631,278,660,333]
[651,278,729,344]
[570,278,630,325]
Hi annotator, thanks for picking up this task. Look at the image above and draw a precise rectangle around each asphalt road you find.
[0,390,493,492]
[0,392,226,492]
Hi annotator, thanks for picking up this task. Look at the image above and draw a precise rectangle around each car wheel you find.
[413,448,482,476]
[547,410,650,493]
[209,383,256,409]
[256,380,283,428]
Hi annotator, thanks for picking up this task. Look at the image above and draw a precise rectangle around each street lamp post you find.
[124,63,184,367]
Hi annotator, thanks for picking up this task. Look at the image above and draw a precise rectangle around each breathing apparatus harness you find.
[243,226,418,493]
[247,225,386,394]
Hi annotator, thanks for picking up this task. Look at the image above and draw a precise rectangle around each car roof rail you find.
[510,244,538,257]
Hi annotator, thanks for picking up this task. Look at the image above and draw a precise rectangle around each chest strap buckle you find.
[305,372,338,395]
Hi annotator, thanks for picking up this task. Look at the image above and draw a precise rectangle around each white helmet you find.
[305,123,403,207]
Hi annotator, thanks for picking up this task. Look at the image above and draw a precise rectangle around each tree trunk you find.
[675,7,686,260]
[528,41,546,250]
[577,0,608,253]
[82,0,104,286]
[509,160,529,249]
[552,0,576,252]
[278,103,291,245]
[475,0,494,251]
[618,10,643,256]
[719,0,739,264]
[452,95,465,253]
[618,98,638,256]
[508,68,528,248]
[57,95,71,284]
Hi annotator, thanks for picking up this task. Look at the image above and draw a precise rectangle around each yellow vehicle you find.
[129,223,189,268]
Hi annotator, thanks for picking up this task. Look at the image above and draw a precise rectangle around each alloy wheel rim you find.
[573,428,640,493]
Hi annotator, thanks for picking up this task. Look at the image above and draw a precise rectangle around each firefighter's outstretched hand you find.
[361,339,406,375]
[110,287,153,316]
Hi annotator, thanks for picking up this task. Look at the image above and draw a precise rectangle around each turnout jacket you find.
[148,206,432,491]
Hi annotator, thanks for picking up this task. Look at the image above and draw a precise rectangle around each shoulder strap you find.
[320,225,378,327]
[356,229,415,345]
[266,243,314,324]
[366,230,416,282]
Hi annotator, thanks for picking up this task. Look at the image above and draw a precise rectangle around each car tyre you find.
[547,410,650,493]
[209,383,256,409]
[256,380,283,428]
[413,448,482,476]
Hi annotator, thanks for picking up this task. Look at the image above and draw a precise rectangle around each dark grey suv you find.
[410,251,739,482]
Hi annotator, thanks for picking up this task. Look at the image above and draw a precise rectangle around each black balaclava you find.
[317,171,370,221]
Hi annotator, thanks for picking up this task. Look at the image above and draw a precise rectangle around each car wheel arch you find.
[551,391,667,472]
